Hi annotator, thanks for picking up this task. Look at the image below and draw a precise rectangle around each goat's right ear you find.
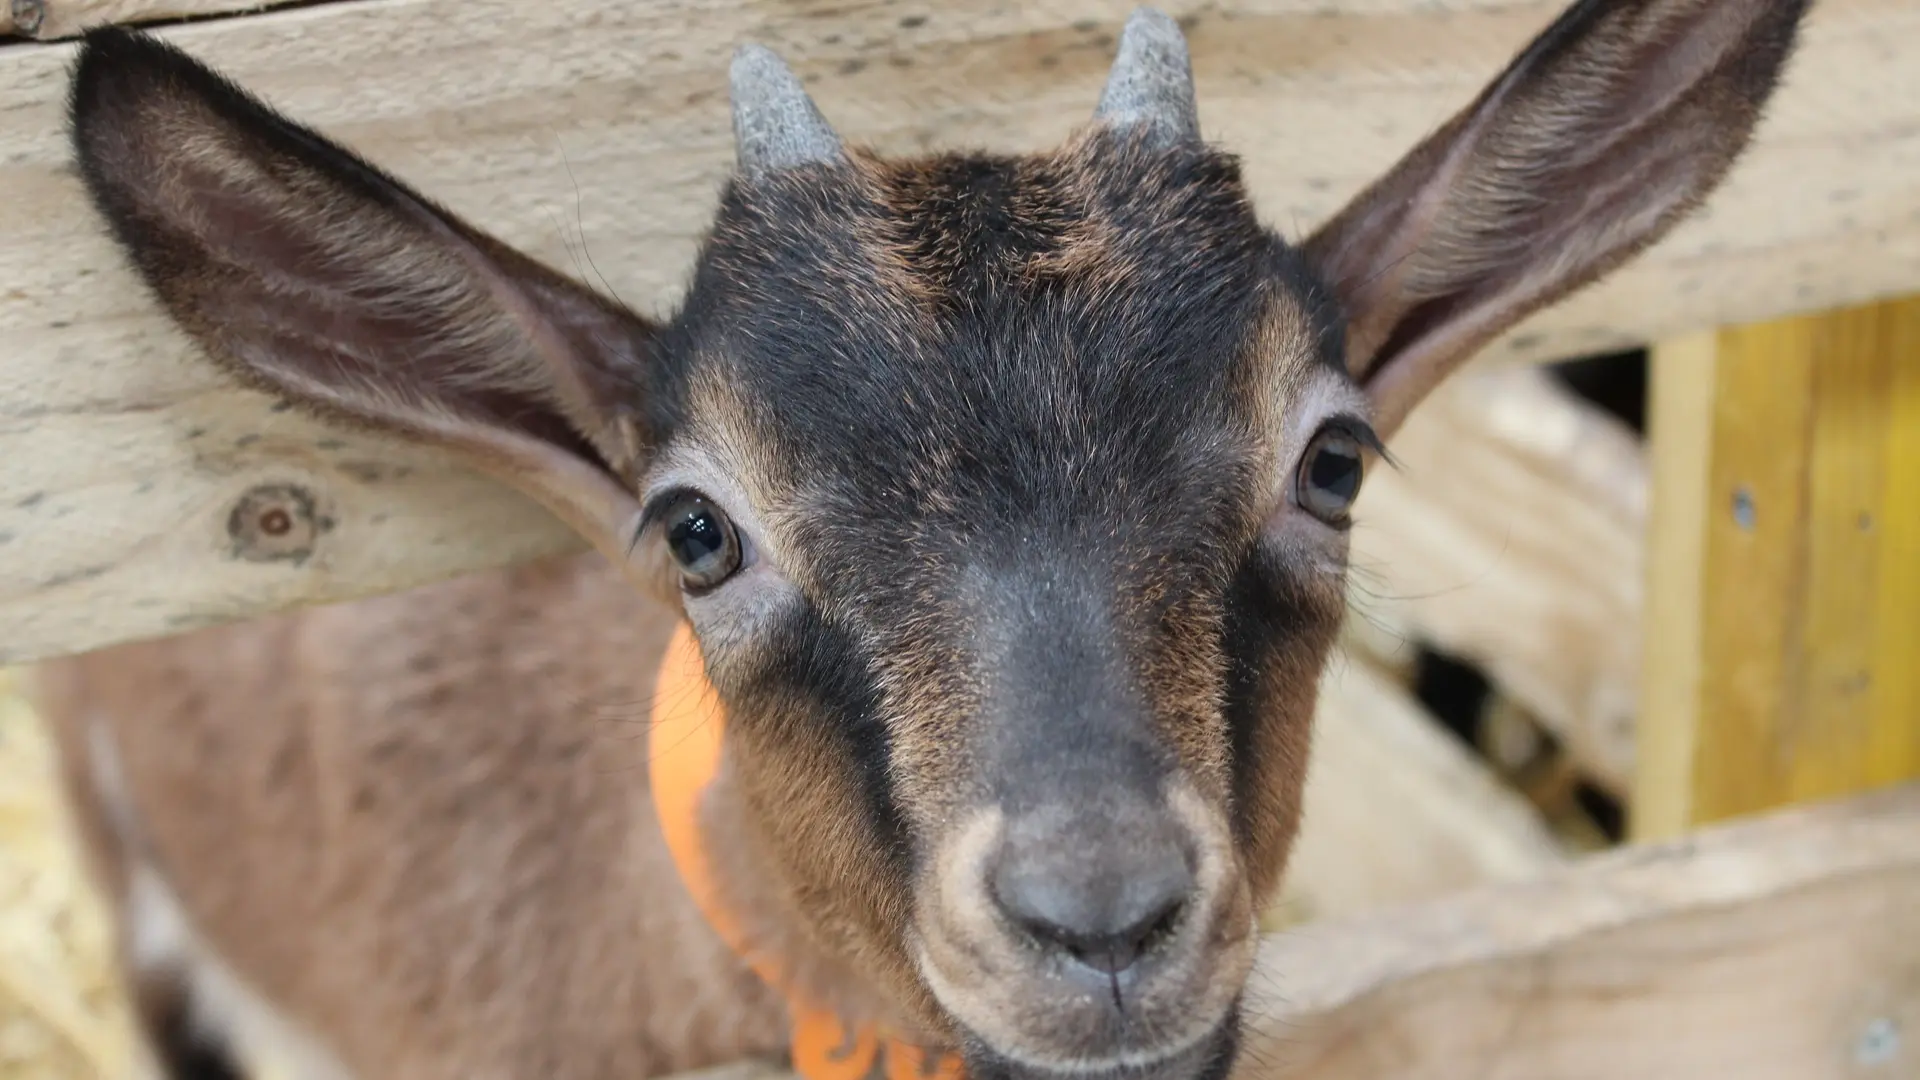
[1303,0,1811,440]
[69,29,661,588]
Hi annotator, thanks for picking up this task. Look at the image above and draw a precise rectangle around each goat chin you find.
[958,1008,1243,1080]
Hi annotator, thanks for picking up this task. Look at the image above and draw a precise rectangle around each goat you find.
[32,2,1808,1079]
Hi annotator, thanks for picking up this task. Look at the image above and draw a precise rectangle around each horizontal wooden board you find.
[1347,366,1646,792]
[1244,782,1920,1080]
[0,0,290,39]
[1276,660,1568,927]
[2,0,1916,661]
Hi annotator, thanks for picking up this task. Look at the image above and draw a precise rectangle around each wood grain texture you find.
[1347,366,1646,792]
[1636,297,1920,840]
[1632,331,1718,839]
[1273,661,1568,927]
[0,0,286,39]
[1243,782,1920,1080]
[3,0,1916,662]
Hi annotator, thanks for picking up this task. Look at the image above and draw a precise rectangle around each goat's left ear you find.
[1304,0,1812,438]
[69,28,665,592]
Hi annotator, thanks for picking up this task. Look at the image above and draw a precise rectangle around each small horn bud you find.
[1093,8,1200,146]
[730,43,845,176]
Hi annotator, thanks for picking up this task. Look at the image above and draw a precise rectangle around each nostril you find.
[1055,895,1185,975]
[989,827,1194,977]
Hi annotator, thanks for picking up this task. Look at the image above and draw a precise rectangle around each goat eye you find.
[662,495,742,592]
[1297,426,1365,524]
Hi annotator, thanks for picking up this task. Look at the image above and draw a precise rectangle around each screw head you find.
[227,483,324,564]
[1855,1017,1901,1068]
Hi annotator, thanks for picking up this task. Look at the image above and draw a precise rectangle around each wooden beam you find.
[1242,782,1920,1080]
[3,0,1915,663]
[0,0,287,39]
[1636,297,1920,840]
[1347,365,1646,793]
[1271,661,1567,928]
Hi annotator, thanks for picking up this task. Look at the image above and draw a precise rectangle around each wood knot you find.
[9,1,45,37]
[228,484,324,563]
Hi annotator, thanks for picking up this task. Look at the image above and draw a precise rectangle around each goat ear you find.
[69,28,659,587]
[1304,0,1811,438]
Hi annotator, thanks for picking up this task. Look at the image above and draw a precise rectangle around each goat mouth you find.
[954,1000,1240,1080]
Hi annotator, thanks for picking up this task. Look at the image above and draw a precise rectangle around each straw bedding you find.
[0,669,134,1080]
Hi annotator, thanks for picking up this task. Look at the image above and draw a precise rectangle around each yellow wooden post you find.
[1635,297,1920,841]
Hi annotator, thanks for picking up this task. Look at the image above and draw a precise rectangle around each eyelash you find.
[1314,414,1386,458]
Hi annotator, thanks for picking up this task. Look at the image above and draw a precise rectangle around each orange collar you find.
[649,622,965,1080]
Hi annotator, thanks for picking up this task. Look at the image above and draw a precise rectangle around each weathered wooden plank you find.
[0,0,288,40]
[1632,331,1719,839]
[3,0,1916,663]
[1271,661,1567,927]
[1242,782,1920,1080]
[1346,366,1645,792]
[1635,297,1920,840]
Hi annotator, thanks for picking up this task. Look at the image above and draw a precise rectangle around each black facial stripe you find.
[1220,545,1316,849]
[760,602,914,874]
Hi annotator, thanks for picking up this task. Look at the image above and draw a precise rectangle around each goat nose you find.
[990,812,1194,976]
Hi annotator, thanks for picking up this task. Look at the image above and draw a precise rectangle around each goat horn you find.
[1093,7,1200,145]
[730,44,845,176]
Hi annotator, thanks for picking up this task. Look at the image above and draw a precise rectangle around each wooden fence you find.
[2,1,1917,1078]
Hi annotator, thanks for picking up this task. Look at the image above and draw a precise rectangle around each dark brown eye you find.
[661,493,742,592]
[1297,426,1365,524]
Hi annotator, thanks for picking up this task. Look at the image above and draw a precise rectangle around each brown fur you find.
[38,556,788,1078]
